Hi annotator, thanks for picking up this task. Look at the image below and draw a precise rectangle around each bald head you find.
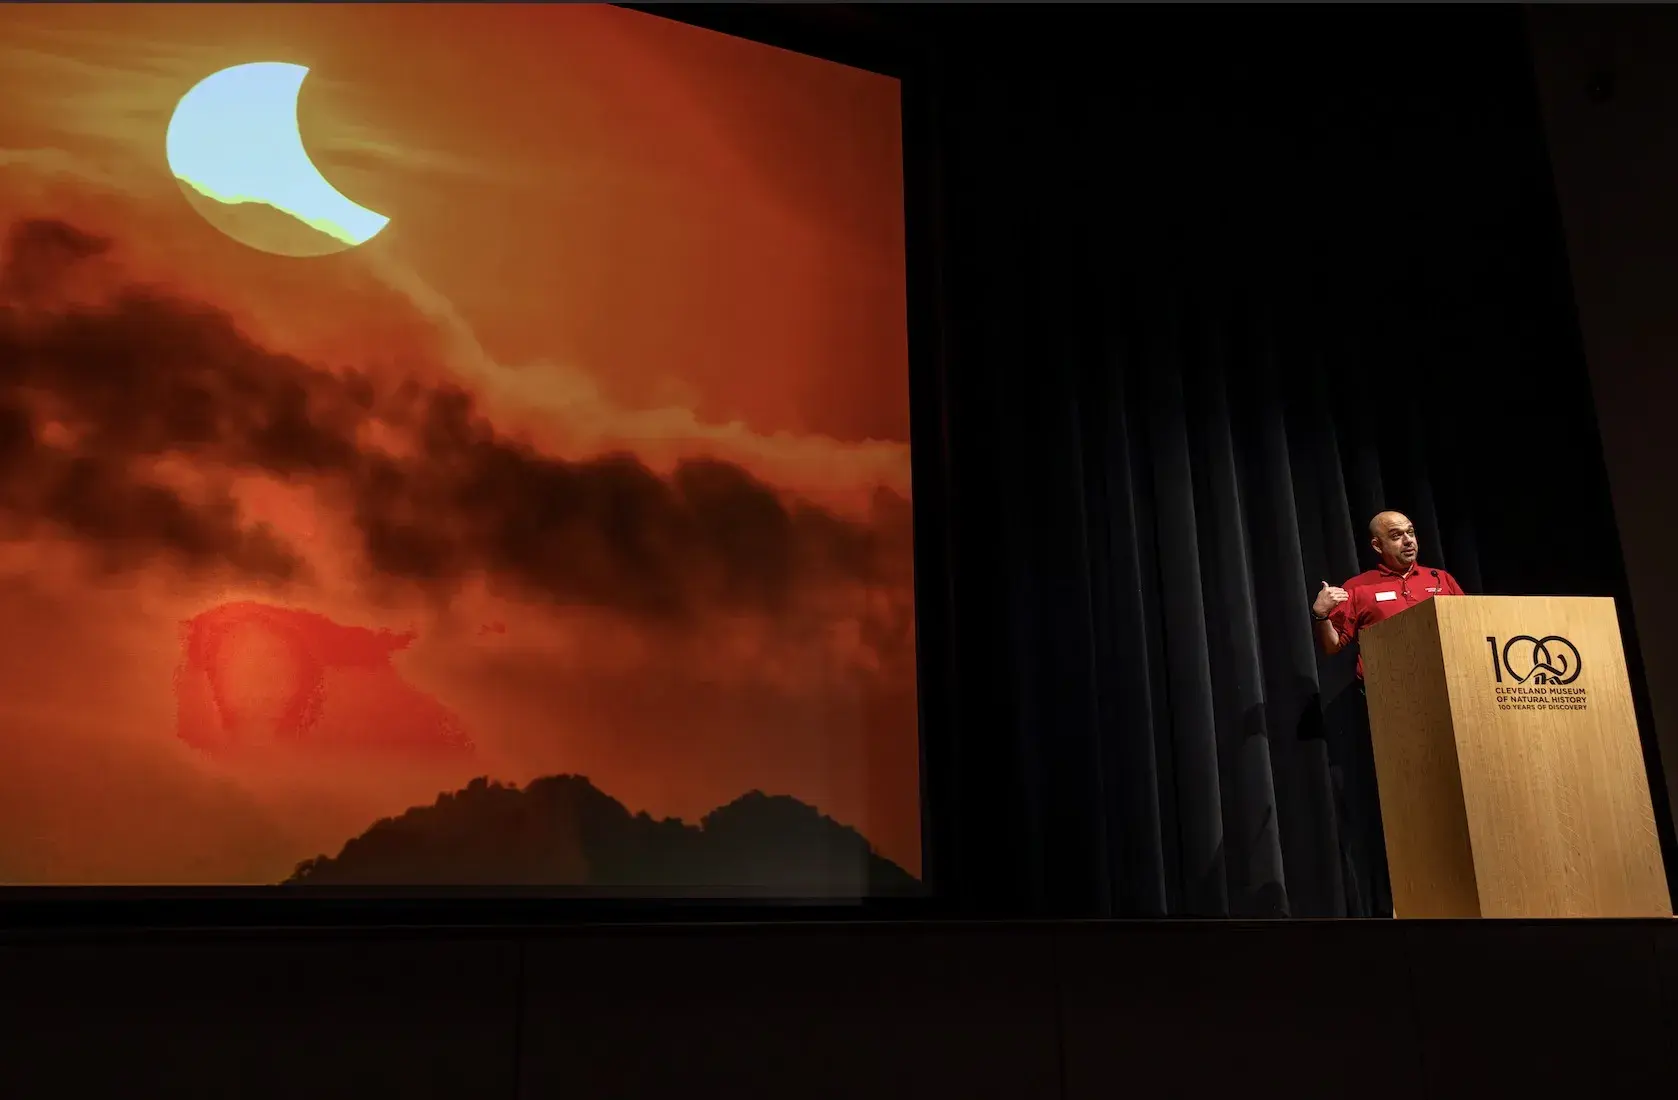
[1368,510,1418,571]
[1369,511,1409,539]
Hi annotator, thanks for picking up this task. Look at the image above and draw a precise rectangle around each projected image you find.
[0,4,918,893]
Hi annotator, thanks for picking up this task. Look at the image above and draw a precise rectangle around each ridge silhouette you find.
[286,774,918,894]
[176,186,354,257]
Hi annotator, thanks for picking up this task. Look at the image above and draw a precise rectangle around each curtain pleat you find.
[1186,305,1284,917]
[1140,302,1229,916]
[1246,332,1348,917]
[1086,331,1169,916]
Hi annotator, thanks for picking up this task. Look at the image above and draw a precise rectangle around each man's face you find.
[1371,512,1418,570]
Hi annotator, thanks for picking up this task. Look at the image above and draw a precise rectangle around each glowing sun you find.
[166,61,390,258]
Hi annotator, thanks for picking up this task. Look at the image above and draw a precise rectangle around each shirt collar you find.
[1376,561,1417,579]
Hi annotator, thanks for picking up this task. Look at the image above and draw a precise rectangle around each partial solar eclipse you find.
[166,62,390,257]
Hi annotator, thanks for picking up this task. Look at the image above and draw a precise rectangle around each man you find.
[1309,509,1465,918]
[1312,510,1466,678]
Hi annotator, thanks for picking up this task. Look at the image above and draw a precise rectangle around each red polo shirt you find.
[1328,562,1465,679]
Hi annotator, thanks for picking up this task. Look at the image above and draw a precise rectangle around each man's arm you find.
[1314,615,1347,656]
[1311,581,1351,655]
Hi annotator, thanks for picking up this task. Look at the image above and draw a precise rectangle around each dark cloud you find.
[0,218,108,300]
[0,218,901,618]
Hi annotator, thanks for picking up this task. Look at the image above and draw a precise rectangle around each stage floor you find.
[2,916,1673,1098]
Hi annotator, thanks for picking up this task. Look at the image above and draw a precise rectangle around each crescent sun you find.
[166,62,390,258]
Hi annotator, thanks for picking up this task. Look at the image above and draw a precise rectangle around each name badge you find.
[1375,591,1398,603]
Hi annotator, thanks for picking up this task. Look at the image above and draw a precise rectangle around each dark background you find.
[7,3,1678,1096]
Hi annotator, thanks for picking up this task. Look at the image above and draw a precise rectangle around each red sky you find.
[0,3,918,884]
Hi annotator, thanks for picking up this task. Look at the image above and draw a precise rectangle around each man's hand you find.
[1312,581,1349,620]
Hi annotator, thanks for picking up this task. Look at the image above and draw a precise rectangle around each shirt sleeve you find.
[1443,571,1466,596]
[1329,588,1358,644]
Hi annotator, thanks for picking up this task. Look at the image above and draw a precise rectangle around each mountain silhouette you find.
[285,775,918,895]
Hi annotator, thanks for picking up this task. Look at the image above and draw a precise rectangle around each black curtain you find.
[912,6,1668,917]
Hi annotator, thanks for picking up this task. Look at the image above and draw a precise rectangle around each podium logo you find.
[1487,634,1582,685]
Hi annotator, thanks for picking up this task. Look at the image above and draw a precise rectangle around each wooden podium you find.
[1361,595,1671,918]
